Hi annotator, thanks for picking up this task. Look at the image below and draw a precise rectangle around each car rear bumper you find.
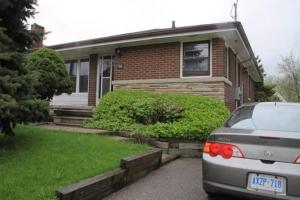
[202,154,300,199]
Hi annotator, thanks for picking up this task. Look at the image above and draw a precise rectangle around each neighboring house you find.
[40,21,263,112]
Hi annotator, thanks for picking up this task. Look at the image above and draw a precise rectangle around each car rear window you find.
[225,104,300,132]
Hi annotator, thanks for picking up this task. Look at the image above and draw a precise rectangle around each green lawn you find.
[0,125,149,200]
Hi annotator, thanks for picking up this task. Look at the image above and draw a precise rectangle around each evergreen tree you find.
[0,0,48,136]
[255,82,278,102]
[26,48,73,101]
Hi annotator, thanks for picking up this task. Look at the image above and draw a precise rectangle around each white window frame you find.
[225,46,229,78]
[180,39,212,78]
[65,58,89,94]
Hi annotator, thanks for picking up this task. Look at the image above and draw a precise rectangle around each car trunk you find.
[210,128,300,163]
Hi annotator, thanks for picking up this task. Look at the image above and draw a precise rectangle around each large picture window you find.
[65,60,77,93]
[79,59,89,93]
[182,41,210,76]
[65,59,89,93]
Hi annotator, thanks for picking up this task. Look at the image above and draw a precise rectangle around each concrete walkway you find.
[104,158,242,200]
[36,123,108,134]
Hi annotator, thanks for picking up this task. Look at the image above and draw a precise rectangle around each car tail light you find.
[295,156,300,164]
[203,142,244,159]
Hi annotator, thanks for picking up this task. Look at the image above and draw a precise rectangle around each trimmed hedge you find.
[84,90,229,140]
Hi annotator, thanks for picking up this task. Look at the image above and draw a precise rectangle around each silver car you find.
[202,102,300,200]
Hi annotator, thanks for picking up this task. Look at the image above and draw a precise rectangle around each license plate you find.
[247,173,286,194]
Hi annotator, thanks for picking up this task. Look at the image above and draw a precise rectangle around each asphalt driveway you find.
[104,158,246,200]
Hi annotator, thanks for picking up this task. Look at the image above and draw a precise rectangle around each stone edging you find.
[100,131,204,158]
[56,149,162,200]
[112,77,233,86]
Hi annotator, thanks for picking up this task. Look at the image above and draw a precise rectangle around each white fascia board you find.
[56,28,237,52]
[235,31,262,82]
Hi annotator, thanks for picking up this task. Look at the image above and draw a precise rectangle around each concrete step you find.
[53,109,93,117]
[50,105,95,111]
[53,116,90,126]
[54,122,81,127]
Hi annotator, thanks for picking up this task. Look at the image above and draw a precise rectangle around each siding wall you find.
[51,93,88,106]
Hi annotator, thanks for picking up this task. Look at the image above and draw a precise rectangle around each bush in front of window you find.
[84,90,229,140]
[130,96,183,125]
[25,48,73,100]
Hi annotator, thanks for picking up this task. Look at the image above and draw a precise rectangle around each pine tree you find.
[0,0,48,136]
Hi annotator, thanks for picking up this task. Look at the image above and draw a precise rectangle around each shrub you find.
[131,95,183,124]
[84,90,229,140]
[25,48,73,100]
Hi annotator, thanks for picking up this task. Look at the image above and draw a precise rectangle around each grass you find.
[0,125,149,200]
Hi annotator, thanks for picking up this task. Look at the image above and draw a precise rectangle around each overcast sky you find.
[28,0,300,76]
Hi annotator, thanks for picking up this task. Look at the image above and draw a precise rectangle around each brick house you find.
[48,21,263,113]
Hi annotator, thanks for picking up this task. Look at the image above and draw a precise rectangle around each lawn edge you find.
[56,149,163,200]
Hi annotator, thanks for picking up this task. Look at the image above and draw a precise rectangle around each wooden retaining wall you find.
[56,149,162,200]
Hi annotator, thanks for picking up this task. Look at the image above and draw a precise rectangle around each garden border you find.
[56,149,163,200]
[38,124,204,158]
[99,131,204,158]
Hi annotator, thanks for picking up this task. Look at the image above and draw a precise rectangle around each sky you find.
[28,0,300,76]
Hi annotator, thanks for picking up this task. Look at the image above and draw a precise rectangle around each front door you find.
[97,56,113,101]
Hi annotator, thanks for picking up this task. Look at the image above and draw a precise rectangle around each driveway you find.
[104,158,246,200]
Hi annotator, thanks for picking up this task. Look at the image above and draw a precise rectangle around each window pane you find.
[252,105,300,132]
[65,61,77,93]
[98,74,102,99]
[225,104,300,132]
[183,42,210,76]
[224,47,228,78]
[102,78,111,96]
[225,106,256,129]
[103,56,111,77]
[79,59,89,93]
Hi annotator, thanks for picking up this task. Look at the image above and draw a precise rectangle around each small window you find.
[224,47,229,78]
[65,60,77,93]
[79,59,89,93]
[183,41,210,76]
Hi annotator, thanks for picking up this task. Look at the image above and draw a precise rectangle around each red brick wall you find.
[114,39,228,80]
[212,38,226,77]
[240,65,248,104]
[114,43,180,80]
[31,23,44,49]
[240,64,256,104]
[224,50,256,112]
[110,39,257,111]
[249,78,256,101]
[246,74,256,102]
[224,48,237,112]
[88,54,98,106]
